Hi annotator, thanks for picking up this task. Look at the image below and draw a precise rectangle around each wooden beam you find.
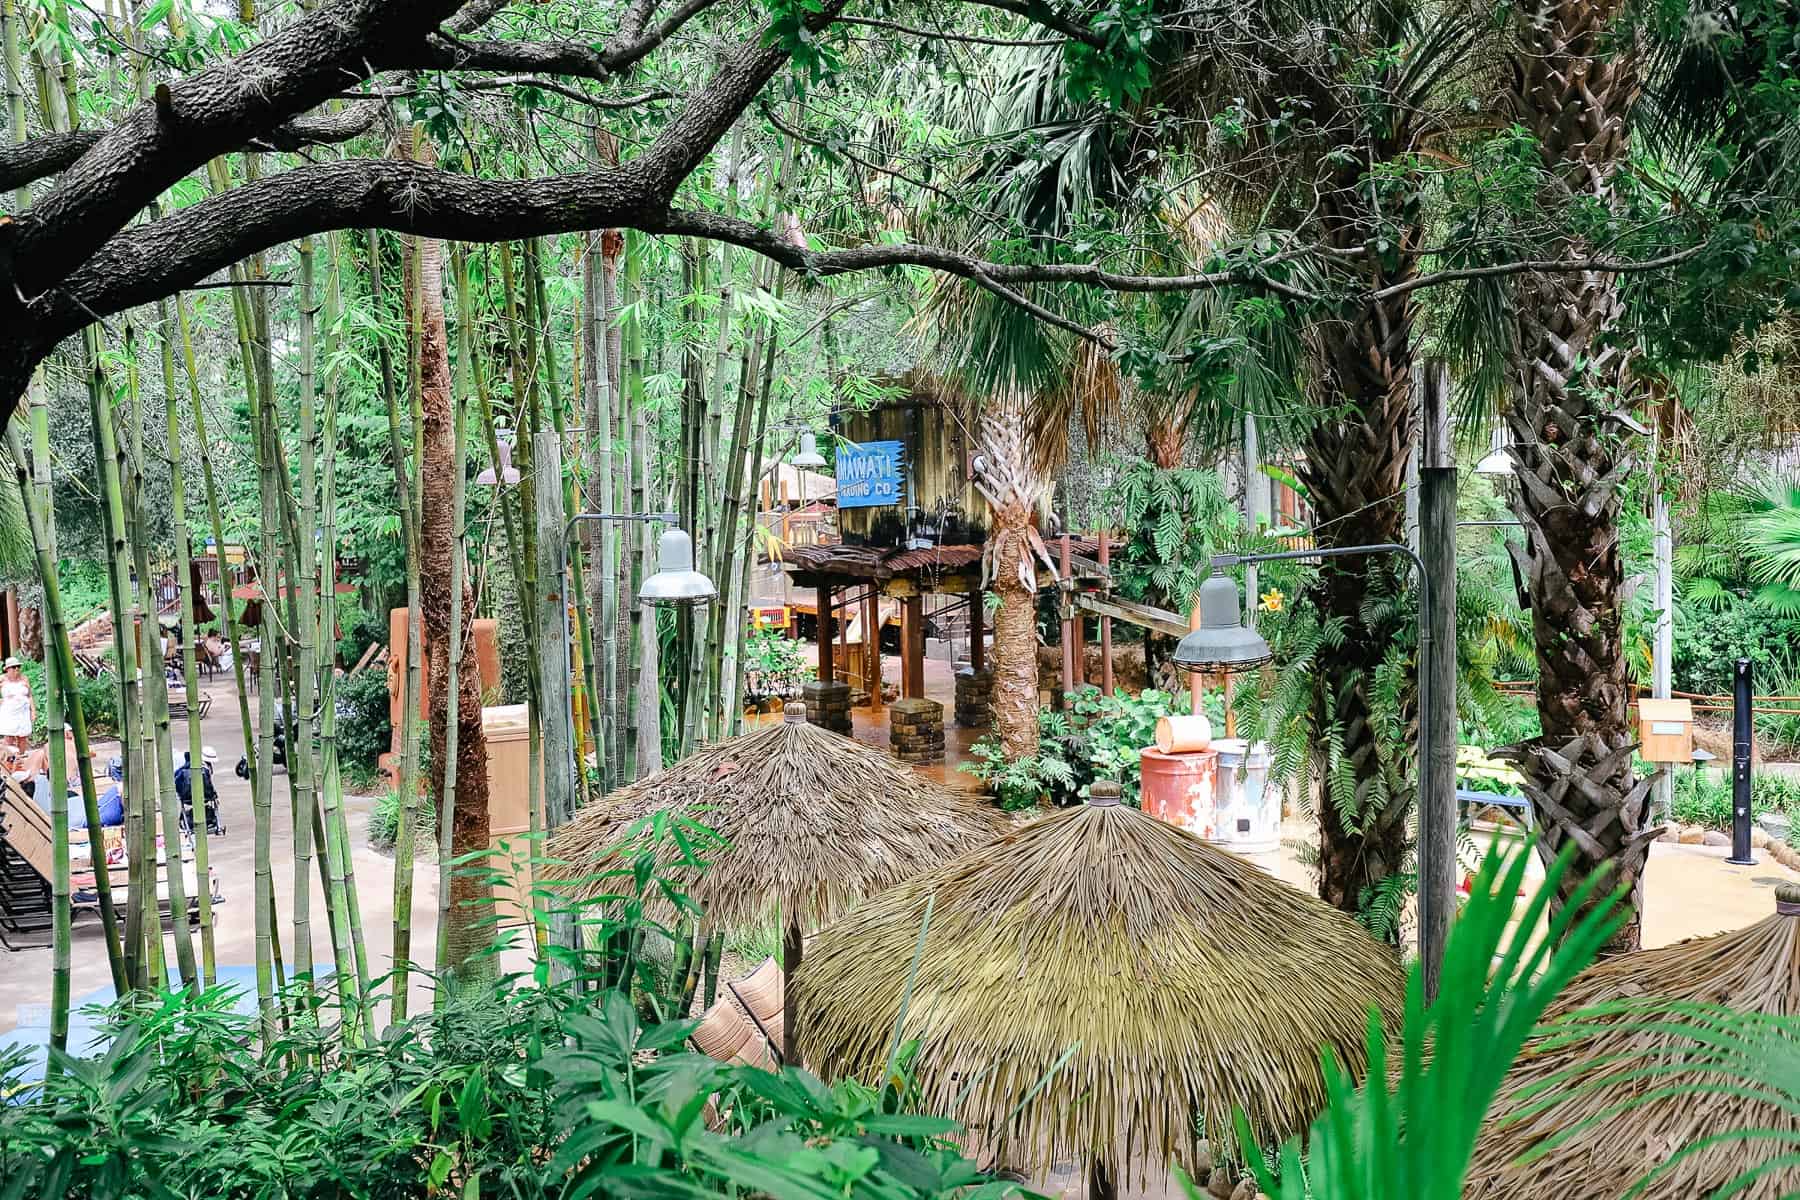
[817,584,833,682]
[1059,535,1074,696]
[879,571,980,598]
[1098,532,1113,696]
[1073,593,1190,641]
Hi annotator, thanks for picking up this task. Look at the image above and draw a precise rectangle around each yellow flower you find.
[1260,588,1285,614]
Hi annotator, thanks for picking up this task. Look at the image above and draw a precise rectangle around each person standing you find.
[0,657,35,754]
[176,745,225,836]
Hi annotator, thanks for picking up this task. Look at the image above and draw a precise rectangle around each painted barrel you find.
[1139,747,1220,840]
[1211,738,1278,854]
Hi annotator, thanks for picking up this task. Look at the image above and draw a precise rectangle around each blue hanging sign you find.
[835,440,904,509]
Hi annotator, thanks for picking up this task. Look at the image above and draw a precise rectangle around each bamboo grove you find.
[1,4,851,1049]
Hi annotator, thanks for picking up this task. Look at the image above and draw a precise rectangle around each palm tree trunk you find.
[1502,0,1648,953]
[992,580,1038,759]
[1294,170,1422,921]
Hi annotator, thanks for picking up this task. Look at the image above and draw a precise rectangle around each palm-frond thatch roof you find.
[791,796,1405,1182]
[540,710,1007,932]
[1466,883,1800,1200]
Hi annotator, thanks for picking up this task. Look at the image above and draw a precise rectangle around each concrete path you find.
[0,674,441,1041]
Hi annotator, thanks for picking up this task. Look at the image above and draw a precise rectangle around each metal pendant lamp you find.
[1172,568,1274,674]
[638,528,717,608]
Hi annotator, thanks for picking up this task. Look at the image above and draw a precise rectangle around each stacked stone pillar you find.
[954,668,993,729]
[888,697,946,764]
[801,679,852,734]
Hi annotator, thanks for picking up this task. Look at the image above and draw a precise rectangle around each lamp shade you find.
[1474,448,1514,477]
[1172,570,1273,674]
[791,431,827,470]
[475,437,522,486]
[638,529,716,608]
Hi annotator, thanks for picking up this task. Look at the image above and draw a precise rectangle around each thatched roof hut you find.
[1465,882,1800,1200]
[790,787,1404,1192]
[542,706,1004,929]
[542,704,1006,1056]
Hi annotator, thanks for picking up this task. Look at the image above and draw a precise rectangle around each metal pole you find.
[1417,361,1457,1003]
[1729,657,1755,865]
[1212,533,1451,991]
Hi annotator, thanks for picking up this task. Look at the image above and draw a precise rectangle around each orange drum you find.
[1139,747,1220,840]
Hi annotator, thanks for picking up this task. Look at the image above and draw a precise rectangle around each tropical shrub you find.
[336,667,395,778]
[334,604,386,671]
[1102,459,1242,619]
[1667,767,1800,830]
[961,687,1230,809]
[1671,600,1800,696]
[369,786,437,854]
[742,627,815,703]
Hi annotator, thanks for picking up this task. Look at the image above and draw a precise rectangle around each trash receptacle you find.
[482,703,540,925]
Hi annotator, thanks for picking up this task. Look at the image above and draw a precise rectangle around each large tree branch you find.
[650,209,1327,302]
[404,0,727,81]
[0,98,388,202]
[6,0,465,298]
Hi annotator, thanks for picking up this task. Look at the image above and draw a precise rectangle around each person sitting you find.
[71,760,125,830]
[176,745,225,836]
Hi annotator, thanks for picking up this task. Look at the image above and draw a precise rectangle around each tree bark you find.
[415,229,494,979]
[1295,162,1422,922]
[992,583,1037,759]
[1502,0,1649,954]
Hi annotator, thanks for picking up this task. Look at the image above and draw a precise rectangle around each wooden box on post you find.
[1637,698,1694,763]
[482,703,542,925]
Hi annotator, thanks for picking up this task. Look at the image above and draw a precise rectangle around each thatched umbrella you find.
[542,703,1006,1054]
[1466,882,1800,1200]
[790,783,1405,1197]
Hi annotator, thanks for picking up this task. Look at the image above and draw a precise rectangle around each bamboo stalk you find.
[157,298,216,987]
[378,216,426,1024]
[317,229,367,1029]
[6,430,125,993]
[283,233,323,991]
[84,325,148,990]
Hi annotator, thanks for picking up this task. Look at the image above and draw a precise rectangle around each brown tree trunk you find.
[1297,175,1421,922]
[992,578,1038,760]
[1145,416,1184,470]
[415,231,494,978]
[1500,0,1649,956]
[19,604,42,661]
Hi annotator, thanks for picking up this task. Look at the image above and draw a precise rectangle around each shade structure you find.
[790,799,1405,1184]
[541,710,1006,932]
[1466,884,1800,1200]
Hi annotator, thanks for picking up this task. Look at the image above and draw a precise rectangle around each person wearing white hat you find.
[177,744,226,837]
[0,656,33,754]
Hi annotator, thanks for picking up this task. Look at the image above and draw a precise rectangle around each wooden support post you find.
[1188,601,1204,715]
[1098,532,1113,696]
[968,589,984,675]
[864,590,883,713]
[837,588,851,694]
[901,595,925,700]
[1059,534,1074,697]
[816,584,833,683]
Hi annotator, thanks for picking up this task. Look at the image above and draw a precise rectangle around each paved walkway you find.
[0,674,441,1044]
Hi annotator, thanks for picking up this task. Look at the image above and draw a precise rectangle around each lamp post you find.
[533,431,715,832]
[1176,540,1455,998]
[791,431,827,542]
